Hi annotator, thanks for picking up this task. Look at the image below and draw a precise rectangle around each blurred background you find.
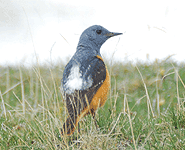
[0,0,185,66]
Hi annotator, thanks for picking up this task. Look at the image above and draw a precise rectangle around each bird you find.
[61,25,122,135]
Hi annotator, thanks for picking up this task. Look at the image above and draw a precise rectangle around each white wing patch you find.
[64,65,93,94]
[65,65,83,93]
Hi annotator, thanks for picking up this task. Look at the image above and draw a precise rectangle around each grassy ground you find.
[0,57,185,149]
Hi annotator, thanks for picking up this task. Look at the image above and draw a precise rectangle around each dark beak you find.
[105,32,122,38]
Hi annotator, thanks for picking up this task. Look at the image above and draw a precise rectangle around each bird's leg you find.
[91,109,99,129]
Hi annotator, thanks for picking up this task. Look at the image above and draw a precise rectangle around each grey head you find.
[77,25,122,55]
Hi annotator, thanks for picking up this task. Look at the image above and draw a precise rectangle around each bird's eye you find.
[96,30,102,34]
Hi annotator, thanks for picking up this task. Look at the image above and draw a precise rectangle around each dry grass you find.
[0,57,185,149]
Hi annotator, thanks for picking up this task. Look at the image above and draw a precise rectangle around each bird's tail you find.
[61,116,77,136]
[61,108,89,135]
[61,94,90,135]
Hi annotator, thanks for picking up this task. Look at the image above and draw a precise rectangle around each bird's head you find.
[77,25,122,53]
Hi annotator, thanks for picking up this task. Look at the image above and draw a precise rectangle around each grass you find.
[0,57,185,149]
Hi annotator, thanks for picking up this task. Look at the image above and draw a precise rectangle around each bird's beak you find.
[105,32,122,38]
